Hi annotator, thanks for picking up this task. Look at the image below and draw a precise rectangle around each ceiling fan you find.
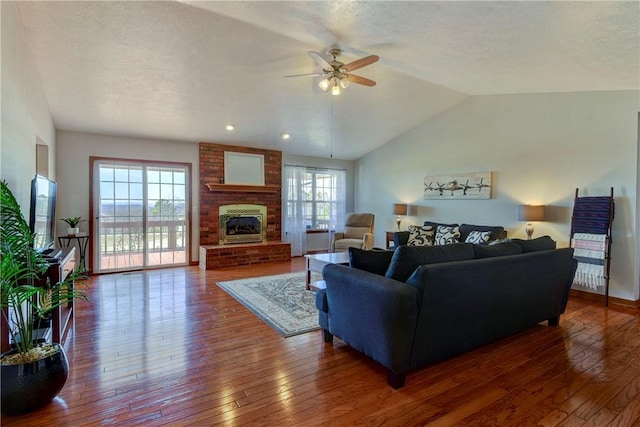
[286,48,379,95]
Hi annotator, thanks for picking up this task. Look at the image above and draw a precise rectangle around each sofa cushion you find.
[343,226,370,239]
[472,242,523,259]
[435,225,460,245]
[512,236,556,253]
[465,230,492,245]
[489,237,511,245]
[459,224,505,242]
[393,231,410,247]
[385,243,474,282]
[405,265,429,297]
[334,238,366,251]
[407,225,434,246]
[349,247,395,276]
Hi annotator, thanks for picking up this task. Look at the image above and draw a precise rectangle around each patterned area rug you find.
[216,272,322,338]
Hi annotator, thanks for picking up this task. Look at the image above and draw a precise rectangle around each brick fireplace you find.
[198,143,291,269]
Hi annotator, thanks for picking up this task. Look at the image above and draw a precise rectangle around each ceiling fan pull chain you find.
[330,96,333,158]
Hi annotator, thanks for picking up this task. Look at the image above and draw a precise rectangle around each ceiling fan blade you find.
[346,74,376,87]
[308,51,333,70]
[284,72,325,78]
[343,55,379,72]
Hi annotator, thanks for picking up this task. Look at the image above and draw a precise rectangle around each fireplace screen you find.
[219,204,267,245]
[226,216,261,236]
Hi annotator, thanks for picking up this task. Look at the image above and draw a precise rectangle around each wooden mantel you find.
[205,183,281,193]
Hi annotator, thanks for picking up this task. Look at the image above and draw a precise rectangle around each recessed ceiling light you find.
[281,132,291,140]
[226,124,235,131]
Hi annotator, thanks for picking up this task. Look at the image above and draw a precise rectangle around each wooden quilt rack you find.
[569,187,614,306]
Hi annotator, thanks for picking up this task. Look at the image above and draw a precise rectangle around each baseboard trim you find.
[570,289,640,309]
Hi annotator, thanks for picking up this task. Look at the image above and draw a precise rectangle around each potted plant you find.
[61,216,83,236]
[1,181,87,415]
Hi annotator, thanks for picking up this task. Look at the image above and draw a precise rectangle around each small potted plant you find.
[61,216,83,236]
[1,181,88,414]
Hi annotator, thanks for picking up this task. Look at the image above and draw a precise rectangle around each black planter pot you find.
[1,343,69,416]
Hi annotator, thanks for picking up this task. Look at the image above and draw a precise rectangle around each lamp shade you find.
[393,203,408,216]
[318,78,331,91]
[519,205,545,222]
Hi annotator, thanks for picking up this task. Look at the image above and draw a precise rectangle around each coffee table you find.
[304,252,350,290]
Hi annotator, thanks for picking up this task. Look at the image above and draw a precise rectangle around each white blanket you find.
[571,233,607,290]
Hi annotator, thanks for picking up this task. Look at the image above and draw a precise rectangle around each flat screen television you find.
[29,175,57,254]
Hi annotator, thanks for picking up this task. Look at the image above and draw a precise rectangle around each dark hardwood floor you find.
[3,257,640,426]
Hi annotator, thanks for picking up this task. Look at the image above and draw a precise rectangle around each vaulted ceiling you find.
[16,1,639,160]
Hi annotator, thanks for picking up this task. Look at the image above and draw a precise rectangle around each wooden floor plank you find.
[2,258,639,426]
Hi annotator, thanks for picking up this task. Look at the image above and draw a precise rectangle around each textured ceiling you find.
[16,1,640,160]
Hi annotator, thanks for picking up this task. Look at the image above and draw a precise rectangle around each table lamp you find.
[519,204,545,239]
[393,203,408,231]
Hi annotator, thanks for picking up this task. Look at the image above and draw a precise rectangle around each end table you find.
[58,234,89,275]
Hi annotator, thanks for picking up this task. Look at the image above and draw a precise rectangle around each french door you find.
[92,159,190,273]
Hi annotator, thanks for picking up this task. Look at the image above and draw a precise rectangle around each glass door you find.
[93,160,189,273]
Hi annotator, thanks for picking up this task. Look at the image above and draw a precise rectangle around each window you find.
[284,166,346,230]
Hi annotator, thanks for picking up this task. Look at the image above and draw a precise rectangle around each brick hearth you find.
[199,241,291,270]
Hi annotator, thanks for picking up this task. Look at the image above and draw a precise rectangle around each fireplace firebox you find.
[219,204,267,245]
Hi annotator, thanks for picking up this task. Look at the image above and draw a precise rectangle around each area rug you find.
[216,272,322,338]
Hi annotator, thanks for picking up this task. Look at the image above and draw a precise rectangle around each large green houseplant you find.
[0,180,87,415]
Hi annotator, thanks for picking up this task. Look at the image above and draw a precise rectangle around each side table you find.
[386,231,396,250]
[58,234,89,275]
[304,252,350,290]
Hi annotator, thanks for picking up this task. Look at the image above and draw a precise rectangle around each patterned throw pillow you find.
[407,225,434,246]
[465,230,492,245]
[435,225,460,245]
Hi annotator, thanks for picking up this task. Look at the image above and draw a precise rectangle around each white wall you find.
[56,131,200,262]
[355,91,639,302]
[1,2,56,212]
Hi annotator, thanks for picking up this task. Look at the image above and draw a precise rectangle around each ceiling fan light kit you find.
[319,78,331,91]
[288,48,378,95]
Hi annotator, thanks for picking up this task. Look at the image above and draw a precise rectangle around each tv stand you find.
[42,248,63,262]
[1,247,76,353]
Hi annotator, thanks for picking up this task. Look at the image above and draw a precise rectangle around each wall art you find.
[423,171,492,199]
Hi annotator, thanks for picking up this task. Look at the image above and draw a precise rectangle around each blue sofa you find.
[316,238,577,388]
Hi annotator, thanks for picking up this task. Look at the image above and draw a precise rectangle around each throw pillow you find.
[435,225,460,245]
[459,224,505,242]
[348,247,394,276]
[407,225,434,246]
[384,243,474,282]
[465,230,492,245]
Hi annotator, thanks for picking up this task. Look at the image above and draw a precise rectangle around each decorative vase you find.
[1,343,69,415]
[67,227,79,236]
